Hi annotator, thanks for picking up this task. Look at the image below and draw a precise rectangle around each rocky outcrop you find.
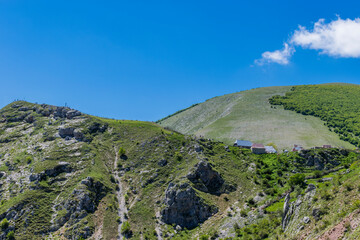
[87,122,108,134]
[298,149,350,170]
[51,177,107,235]
[161,182,217,229]
[29,162,72,182]
[58,127,75,138]
[187,161,225,194]
[282,184,317,233]
[58,128,85,141]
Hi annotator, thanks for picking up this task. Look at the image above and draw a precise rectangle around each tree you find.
[0,218,9,230]
[118,147,126,157]
[121,221,132,236]
[289,173,305,188]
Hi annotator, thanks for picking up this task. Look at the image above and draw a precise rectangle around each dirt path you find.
[114,147,128,240]
[155,211,163,240]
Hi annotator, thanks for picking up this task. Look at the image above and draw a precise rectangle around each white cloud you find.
[291,17,360,57]
[255,43,295,65]
[256,17,360,65]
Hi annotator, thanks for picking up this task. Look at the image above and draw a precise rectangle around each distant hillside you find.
[158,85,353,150]
[270,84,360,147]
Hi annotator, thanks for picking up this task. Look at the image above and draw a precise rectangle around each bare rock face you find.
[187,161,225,194]
[54,107,81,119]
[51,177,107,238]
[58,128,85,141]
[59,127,75,138]
[29,162,72,182]
[161,182,217,229]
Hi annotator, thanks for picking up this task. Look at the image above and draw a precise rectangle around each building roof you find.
[265,146,277,153]
[252,143,265,148]
[292,146,303,151]
[234,140,252,147]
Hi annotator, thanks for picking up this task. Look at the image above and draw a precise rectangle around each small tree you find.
[118,147,126,157]
[289,173,305,188]
[175,152,182,161]
[6,231,14,240]
[121,221,132,236]
[0,218,9,230]
[200,235,210,240]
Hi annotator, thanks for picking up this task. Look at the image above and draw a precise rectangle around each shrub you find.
[289,173,305,187]
[247,198,256,206]
[6,231,14,240]
[233,222,240,230]
[175,152,183,161]
[110,175,116,183]
[313,170,322,178]
[344,220,351,231]
[345,183,353,191]
[210,231,219,240]
[320,190,332,200]
[240,209,247,217]
[351,200,360,210]
[26,156,33,164]
[118,147,126,157]
[0,218,9,230]
[121,221,132,235]
[200,235,210,240]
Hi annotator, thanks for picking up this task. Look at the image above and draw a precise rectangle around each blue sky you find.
[1,1,360,121]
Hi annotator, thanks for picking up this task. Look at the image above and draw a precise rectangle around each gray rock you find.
[320,177,333,182]
[59,127,75,138]
[66,110,81,119]
[158,159,167,167]
[306,184,316,193]
[187,161,225,194]
[303,216,310,224]
[161,182,217,229]
[194,145,203,153]
[74,129,84,141]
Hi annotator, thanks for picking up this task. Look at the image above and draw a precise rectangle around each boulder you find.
[66,110,82,119]
[88,122,107,134]
[187,161,225,194]
[59,127,75,138]
[161,182,217,229]
[158,159,168,167]
[45,162,72,177]
[74,129,84,141]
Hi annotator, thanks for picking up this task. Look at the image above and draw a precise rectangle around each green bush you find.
[26,156,33,164]
[110,175,116,183]
[175,152,183,161]
[288,173,305,187]
[313,170,322,178]
[121,221,132,235]
[345,183,353,191]
[0,218,9,230]
[200,235,210,240]
[240,209,247,217]
[6,231,14,240]
[118,147,126,156]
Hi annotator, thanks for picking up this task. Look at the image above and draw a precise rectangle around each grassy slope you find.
[3,101,360,239]
[159,86,353,150]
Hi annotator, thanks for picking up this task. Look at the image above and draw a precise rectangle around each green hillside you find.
[2,101,360,239]
[270,84,360,147]
[158,85,353,150]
